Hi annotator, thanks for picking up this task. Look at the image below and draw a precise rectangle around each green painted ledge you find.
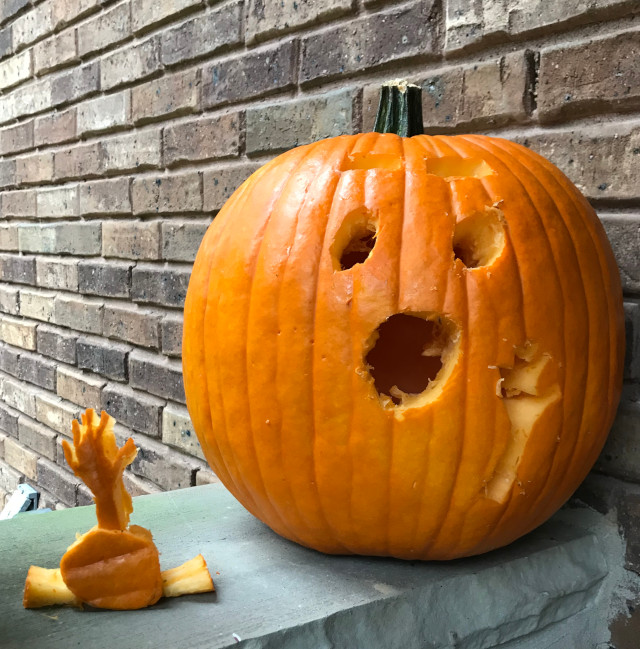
[0,484,630,649]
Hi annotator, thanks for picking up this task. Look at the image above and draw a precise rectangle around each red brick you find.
[54,142,102,180]
[15,152,54,185]
[0,120,34,155]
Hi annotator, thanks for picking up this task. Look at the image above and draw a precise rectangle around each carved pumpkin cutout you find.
[183,83,624,560]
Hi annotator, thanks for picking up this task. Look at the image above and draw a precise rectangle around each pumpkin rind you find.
[183,132,624,560]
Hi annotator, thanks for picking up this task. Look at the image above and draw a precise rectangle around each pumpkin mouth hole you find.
[365,313,458,408]
[453,207,506,269]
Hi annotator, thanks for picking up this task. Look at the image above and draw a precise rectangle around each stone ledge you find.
[0,484,632,649]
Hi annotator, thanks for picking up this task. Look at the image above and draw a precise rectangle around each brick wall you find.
[0,0,638,563]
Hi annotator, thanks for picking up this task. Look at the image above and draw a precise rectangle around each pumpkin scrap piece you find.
[23,408,215,611]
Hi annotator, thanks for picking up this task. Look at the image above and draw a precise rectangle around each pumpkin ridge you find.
[458,136,568,546]
[244,142,333,544]
[492,138,616,522]
[199,174,270,515]
[189,178,257,503]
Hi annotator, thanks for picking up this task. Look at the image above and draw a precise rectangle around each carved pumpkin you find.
[183,82,624,559]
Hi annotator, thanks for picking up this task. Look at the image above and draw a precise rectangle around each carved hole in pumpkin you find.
[365,313,458,408]
[453,207,506,269]
[426,156,494,181]
[342,153,403,172]
[331,209,378,271]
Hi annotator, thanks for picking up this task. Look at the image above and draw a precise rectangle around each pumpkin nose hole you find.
[453,207,506,269]
[365,313,453,406]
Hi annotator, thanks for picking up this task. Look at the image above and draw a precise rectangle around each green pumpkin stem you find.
[373,80,424,137]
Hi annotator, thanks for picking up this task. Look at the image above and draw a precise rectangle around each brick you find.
[18,416,57,460]
[12,3,52,50]
[195,467,219,486]
[0,253,35,285]
[0,433,5,460]
[33,28,76,75]
[55,295,103,334]
[0,48,30,91]
[0,459,23,492]
[161,220,209,262]
[203,163,260,211]
[80,177,131,215]
[0,158,15,189]
[36,257,79,292]
[102,220,161,260]
[132,264,190,308]
[0,343,20,377]
[301,2,437,84]
[129,350,185,402]
[161,314,182,357]
[539,30,640,123]
[36,184,79,218]
[0,401,20,436]
[0,315,36,349]
[162,403,203,459]
[600,214,640,295]
[203,39,296,108]
[102,383,163,436]
[51,62,99,106]
[123,469,161,496]
[132,68,200,124]
[164,113,241,167]
[100,128,162,173]
[364,52,531,133]
[35,392,79,435]
[0,120,33,155]
[515,122,640,202]
[100,36,160,91]
[132,0,202,33]
[37,457,79,506]
[19,288,55,322]
[77,90,131,136]
[132,172,202,214]
[15,152,54,185]
[79,260,132,298]
[246,0,353,43]
[19,222,101,255]
[624,300,640,381]
[445,0,636,53]
[78,1,131,57]
[0,224,19,251]
[103,303,160,348]
[1,376,37,417]
[18,351,56,391]
[34,108,76,146]
[1,0,29,24]
[54,142,102,180]
[0,285,19,314]
[37,324,77,364]
[1,189,36,217]
[51,0,102,29]
[0,78,52,124]
[161,1,242,66]
[247,89,354,154]
[120,430,196,490]
[57,366,105,409]
[77,336,129,382]
[77,483,93,506]
[0,27,11,61]
[4,437,37,479]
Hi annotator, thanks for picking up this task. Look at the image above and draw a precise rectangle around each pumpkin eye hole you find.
[331,208,378,271]
[365,313,456,407]
[453,208,506,269]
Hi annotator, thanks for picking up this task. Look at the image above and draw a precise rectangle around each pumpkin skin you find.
[183,131,624,560]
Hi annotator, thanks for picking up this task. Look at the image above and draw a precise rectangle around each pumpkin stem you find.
[373,80,424,137]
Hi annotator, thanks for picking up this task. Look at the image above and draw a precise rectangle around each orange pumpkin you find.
[183,82,624,559]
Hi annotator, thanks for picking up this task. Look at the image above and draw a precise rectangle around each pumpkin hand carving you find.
[23,409,215,610]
